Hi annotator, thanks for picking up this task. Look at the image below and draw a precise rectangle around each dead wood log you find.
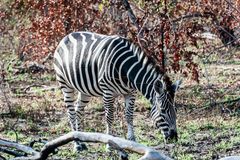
[0,147,26,157]
[0,131,172,160]
[0,138,39,159]
[219,156,240,160]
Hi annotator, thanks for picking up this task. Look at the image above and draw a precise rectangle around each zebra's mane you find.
[128,39,164,75]
[135,45,174,94]
[162,74,175,97]
[127,37,174,94]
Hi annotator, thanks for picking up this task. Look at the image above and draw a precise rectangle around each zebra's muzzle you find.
[165,129,178,142]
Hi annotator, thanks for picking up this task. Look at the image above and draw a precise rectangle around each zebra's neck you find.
[128,47,161,103]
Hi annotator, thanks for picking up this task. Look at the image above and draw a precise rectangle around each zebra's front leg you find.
[74,93,91,152]
[125,94,136,141]
[62,87,76,131]
[61,87,80,151]
[103,94,115,150]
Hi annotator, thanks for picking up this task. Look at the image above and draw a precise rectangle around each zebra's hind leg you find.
[74,93,91,151]
[103,93,115,151]
[124,94,136,141]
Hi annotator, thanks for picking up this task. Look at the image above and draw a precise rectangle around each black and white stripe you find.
[54,31,181,150]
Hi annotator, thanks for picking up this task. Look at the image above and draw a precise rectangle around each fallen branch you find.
[203,97,240,108]
[0,131,172,160]
[0,154,6,160]
[0,147,26,157]
[0,138,39,159]
[24,85,58,94]
[11,85,59,94]
[108,140,128,160]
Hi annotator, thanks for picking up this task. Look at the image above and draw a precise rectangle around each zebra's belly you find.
[71,77,132,97]
[69,75,132,97]
[71,78,104,97]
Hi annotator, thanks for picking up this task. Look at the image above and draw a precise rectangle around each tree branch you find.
[0,147,25,157]
[224,0,240,15]
[172,12,213,23]
[173,11,238,46]
[122,0,140,31]
[0,138,39,158]
[0,154,6,160]
[0,132,172,160]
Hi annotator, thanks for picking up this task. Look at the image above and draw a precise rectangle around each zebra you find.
[53,31,181,151]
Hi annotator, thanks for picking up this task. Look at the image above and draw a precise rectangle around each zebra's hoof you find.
[75,143,88,152]
[128,136,136,142]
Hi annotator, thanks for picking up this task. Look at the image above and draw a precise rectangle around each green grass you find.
[93,103,104,112]
[177,154,195,160]
[215,141,233,152]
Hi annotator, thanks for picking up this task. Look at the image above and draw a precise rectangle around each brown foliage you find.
[2,0,240,81]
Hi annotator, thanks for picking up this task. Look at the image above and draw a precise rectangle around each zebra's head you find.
[151,75,181,142]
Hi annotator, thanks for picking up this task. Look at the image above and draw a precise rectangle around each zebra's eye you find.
[174,107,177,113]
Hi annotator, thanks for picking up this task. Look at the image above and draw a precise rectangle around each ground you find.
[0,51,239,160]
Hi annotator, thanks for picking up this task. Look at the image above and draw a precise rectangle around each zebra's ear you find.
[154,79,166,94]
[172,79,182,92]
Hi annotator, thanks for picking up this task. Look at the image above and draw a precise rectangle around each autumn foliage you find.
[1,0,239,81]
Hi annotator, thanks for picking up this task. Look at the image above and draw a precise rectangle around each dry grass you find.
[0,51,240,159]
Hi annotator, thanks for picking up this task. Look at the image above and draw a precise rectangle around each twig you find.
[0,112,12,117]
[215,24,237,41]
[202,36,240,62]
[128,1,145,14]
[224,0,240,15]
[172,12,213,23]
[23,84,43,93]
[122,0,149,53]
[137,16,148,39]
[172,11,238,46]
[29,139,48,148]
